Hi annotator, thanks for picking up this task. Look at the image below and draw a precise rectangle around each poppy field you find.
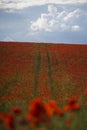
[0,42,87,130]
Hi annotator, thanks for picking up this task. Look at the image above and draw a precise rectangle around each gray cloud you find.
[0,0,87,11]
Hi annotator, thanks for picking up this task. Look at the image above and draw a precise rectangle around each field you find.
[0,42,87,130]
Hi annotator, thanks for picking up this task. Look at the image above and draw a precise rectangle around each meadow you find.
[0,42,87,130]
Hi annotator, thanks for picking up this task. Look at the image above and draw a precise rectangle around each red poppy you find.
[68,96,78,106]
[70,103,81,111]
[63,105,70,112]
[4,114,15,130]
[28,98,43,111]
[12,106,22,116]
[27,98,49,126]
[56,107,64,117]
[45,100,58,117]
[64,96,81,112]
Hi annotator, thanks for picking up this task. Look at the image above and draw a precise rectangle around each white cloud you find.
[30,5,81,33]
[0,0,87,10]
[71,25,81,31]
[30,15,51,32]
[63,9,80,22]
[48,4,57,15]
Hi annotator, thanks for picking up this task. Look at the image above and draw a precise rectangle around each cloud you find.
[71,25,81,31]
[30,5,81,33]
[63,9,80,22]
[0,0,87,11]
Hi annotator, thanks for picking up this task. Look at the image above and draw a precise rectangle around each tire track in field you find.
[45,44,56,99]
[33,44,41,97]
[37,44,52,101]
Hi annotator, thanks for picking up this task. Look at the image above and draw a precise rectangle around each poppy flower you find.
[28,98,43,111]
[56,107,64,117]
[27,98,49,126]
[70,103,81,111]
[63,105,70,112]
[45,100,58,117]
[64,96,81,112]
[12,106,22,116]
[68,96,78,106]
[5,114,15,130]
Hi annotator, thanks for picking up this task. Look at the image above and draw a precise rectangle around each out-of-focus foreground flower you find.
[63,96,81,112]
[0,96,83,130]
[27,98,50,126]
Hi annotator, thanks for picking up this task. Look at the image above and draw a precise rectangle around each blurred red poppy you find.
[56,107,64,117]
[27,98,49,126]
[64,96,81,112]
[12,106,22,116]
[45,100,58,117]
[5,114,15,130]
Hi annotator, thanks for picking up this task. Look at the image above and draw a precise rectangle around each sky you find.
[0,0,87,44]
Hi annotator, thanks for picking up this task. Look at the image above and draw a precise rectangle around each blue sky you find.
[0,0,87,44]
